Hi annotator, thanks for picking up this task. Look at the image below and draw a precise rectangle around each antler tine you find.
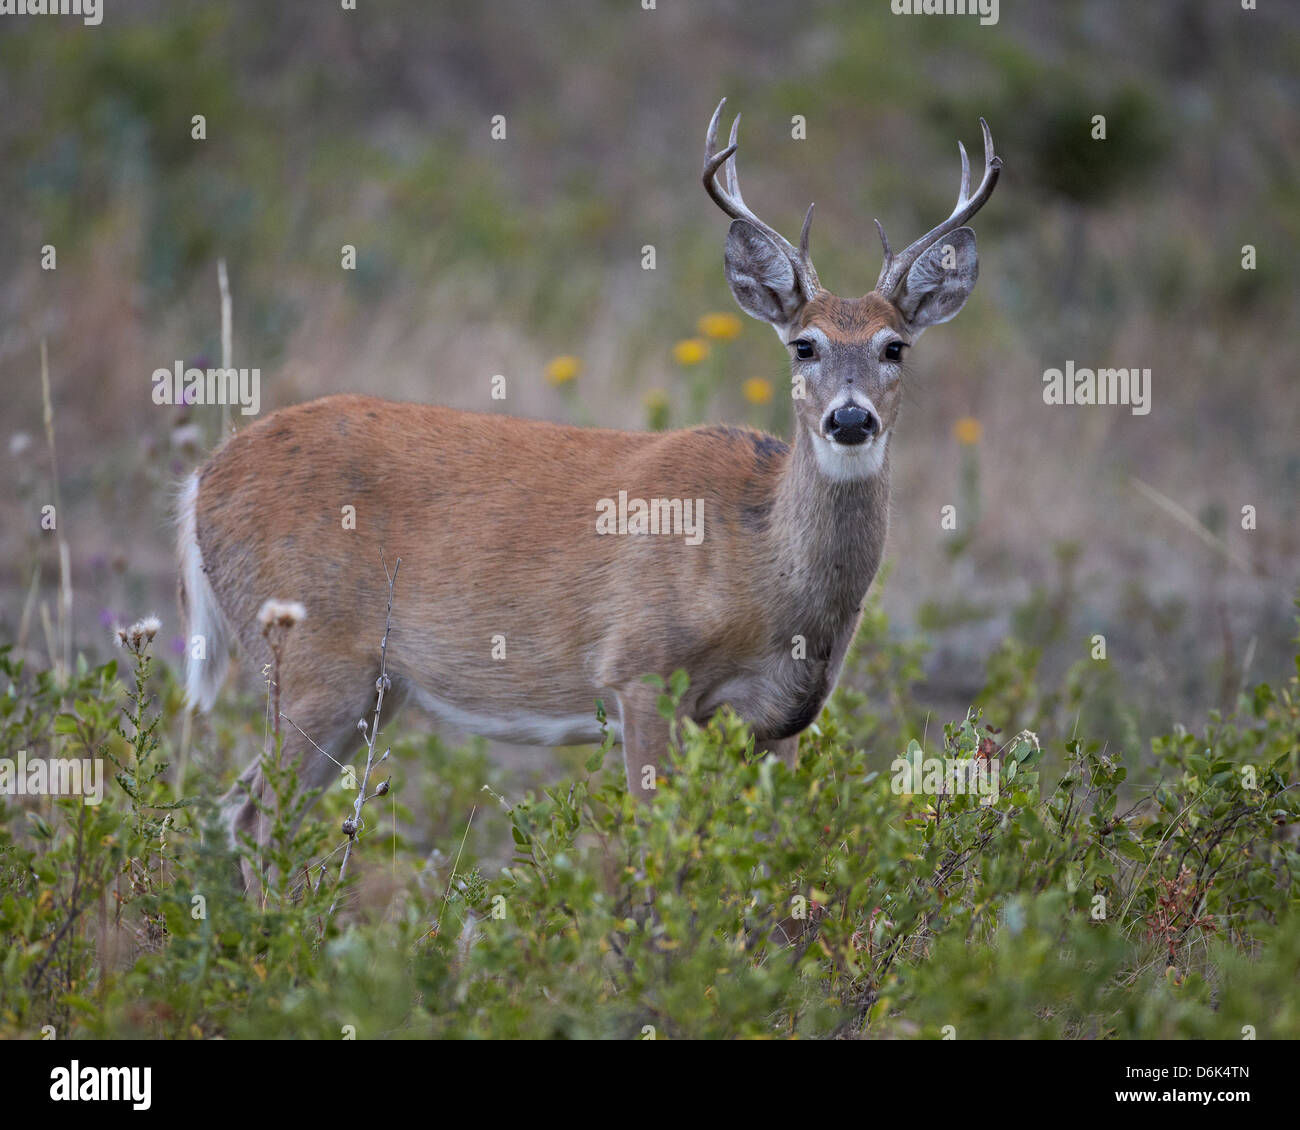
[874,218,892,266]
[799,203,815,262]
[703,97,728,184]
[875,118,1002,297]
[704,97,722,165]
[795,202,816,262]
[724,114,744,205]
[702,98,820,299]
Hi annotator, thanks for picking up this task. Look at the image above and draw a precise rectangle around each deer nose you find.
[825,404,879,446]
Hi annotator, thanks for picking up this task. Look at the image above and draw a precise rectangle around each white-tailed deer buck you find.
[179,100,1000,881]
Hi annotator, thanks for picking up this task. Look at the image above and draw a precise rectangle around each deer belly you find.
[406,684,617,746]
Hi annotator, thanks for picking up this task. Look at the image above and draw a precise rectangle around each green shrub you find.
[1,600,1297,1039]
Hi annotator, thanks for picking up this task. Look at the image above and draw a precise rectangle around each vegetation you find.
[2,590,1295,1040]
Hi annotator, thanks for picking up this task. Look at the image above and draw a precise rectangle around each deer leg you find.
[221,683,378,898]
[617,685,674,801]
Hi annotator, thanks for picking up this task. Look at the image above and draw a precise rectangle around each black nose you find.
[826,405,879,445]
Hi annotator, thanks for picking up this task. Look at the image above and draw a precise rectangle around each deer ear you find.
[895,227,979,333]
[724,219,804,327]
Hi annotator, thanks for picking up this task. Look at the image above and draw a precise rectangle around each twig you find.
[328,554,400,917]
[279,711,348,773]
[218,259,232,438]
[16,565,39,654]
[435,806,477,937]
[1130,477,1258,576]
[40,339,72,681]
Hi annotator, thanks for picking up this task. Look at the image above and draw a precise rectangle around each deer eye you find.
[793,339,816,360]
[884,341,906,362]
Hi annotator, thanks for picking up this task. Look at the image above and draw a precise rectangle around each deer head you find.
[703,99,1001,481]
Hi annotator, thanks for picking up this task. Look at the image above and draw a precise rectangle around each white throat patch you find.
[810,429,890,482]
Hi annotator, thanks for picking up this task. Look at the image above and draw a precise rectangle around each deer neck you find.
[768,425,890,641]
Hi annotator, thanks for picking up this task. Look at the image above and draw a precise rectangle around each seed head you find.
[258,599,307,633]
[115,615,162,654]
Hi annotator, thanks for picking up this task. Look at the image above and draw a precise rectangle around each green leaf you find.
[1116,839,1146,862]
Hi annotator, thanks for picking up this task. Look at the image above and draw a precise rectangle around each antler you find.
[702,98,820,301]
[874,119,1001,298]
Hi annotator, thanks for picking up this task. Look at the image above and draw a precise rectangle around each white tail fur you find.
[177,471,230,711]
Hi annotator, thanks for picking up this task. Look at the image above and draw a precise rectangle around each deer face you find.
[722,220,981,481]
[704,100,999,482]
[786,292,909,481]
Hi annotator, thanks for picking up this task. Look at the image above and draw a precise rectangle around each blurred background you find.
[2,0,1298,779]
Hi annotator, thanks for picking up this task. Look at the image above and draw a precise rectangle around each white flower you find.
[258,599,307,631]
[115,615,161,652]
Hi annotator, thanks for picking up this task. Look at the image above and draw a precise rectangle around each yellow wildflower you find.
[698,312,742,340]
[672,338,710,366]
[953,416,982,445]
[544,355,582,386]
[742,378,773,405]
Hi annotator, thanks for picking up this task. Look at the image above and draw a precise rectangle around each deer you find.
[178,100,1000,888]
